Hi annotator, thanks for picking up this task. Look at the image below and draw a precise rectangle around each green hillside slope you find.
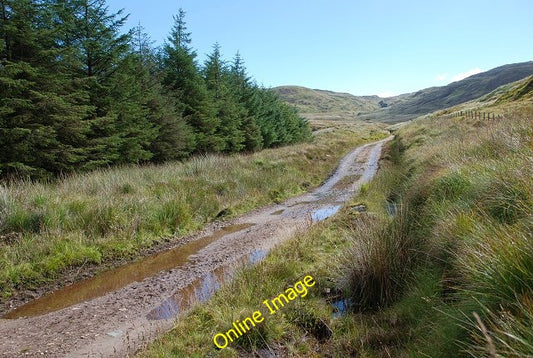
[276,61,533,123]
[369,60,533,122]
[272,86,385,120]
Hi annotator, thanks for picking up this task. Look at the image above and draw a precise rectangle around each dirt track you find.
[0,136,392,357]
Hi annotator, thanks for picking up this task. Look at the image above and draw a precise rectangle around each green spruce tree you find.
[162,9,221,152]
[0,0,92,178]
[0,1,311,179]
[229,52,262,151]
[61,0,157,167]
[203,43,245,152]
[131,24,195,161]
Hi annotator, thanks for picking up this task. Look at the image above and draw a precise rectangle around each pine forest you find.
[0,1,311,180]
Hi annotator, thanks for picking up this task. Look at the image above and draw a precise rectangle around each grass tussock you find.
[0,122,387,301]
[338,205,421,311]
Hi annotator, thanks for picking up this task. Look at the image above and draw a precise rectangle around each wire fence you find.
[444,110,504,120]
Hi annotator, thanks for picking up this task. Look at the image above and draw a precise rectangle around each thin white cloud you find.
[451,68,483,82]
[436,73,448,82]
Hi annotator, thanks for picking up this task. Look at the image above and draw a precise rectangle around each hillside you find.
[491,75,533,103]
[272,86,386,120]
[276,61,533,123]
[364,61,533,122]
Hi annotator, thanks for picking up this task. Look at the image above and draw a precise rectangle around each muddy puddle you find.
[3,223,254,319]
[249,249,267,263]
[332,174,362,191]
[147,248,267,321]
[146,268,226,321]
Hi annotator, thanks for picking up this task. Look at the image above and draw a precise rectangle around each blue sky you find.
[107,0,533,97]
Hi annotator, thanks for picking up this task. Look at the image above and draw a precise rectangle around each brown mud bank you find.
[0,136,392,357]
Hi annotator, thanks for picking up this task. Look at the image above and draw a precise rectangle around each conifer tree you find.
[162,9,220,152]
[229,52,263,151]
[130,24,195,161]
[203,43,245,152]
[59,0,158,166]
[0,0,92,177]
[229,52,249,96]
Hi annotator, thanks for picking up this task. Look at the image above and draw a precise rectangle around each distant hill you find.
[272,86,386,120]
[362,61,533,122]
[276,61,533,123]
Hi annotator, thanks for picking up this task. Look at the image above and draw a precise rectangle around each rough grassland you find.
[140,94,532,356]
[0,122,388,302]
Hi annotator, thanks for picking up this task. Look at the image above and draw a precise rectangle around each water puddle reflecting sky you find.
[331,298,353,318]
[147,248,267,321]
[249,249,267,264]
[311,205,342,222]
